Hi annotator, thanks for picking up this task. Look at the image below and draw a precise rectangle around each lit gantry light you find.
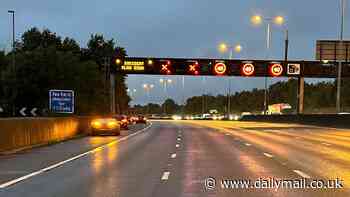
[234,44,242,53]
[218,43,229,53]
[274,16,285,25]
[251,15,262,26]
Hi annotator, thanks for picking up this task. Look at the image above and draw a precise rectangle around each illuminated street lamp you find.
[127,88,137,97]
[218,43,242,59]
[159,78,173,114]
[159,78,172,93]
[250,14,287,114]
[218,42,243,116]
[143,84,154,114]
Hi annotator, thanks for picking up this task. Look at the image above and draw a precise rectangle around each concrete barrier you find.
[240,114,350,128]
[0,117,94,153]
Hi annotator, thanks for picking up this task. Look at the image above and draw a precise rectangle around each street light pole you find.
[218,43,242,116]
[8,10,15,116]
[264,22,271,114]
[336,0,345,113]
[251,15,285,115]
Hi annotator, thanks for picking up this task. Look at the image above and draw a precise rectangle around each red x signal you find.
[188,61,200,75]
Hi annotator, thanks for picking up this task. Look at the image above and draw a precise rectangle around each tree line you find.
[0,27,129,116]
[132,78,350,115]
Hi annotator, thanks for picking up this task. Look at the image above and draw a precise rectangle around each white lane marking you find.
[0,123,153,189]
[293,170,311,179]
[245,143,251,146]
[161,172,170,180]
[321,142,331,146]
[176,144,180,148]
[263,153,274,158]
[171,153,177,158]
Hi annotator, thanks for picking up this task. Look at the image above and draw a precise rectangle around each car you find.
[136,115,147,124]
[114,115,129,130]
[90,118,121,136]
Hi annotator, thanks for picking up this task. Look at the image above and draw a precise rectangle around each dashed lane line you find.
[293,170,311,179]
[161,172,170,180]
[263,153,274,158]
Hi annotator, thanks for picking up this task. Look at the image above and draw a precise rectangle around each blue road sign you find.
[49,90,74,113]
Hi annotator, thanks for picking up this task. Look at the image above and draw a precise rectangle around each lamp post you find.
[218,43,242,116]
[8,10,15,116]
[127,88,137,99]
[159,78,172,114]
[336,0,346,113]
[251,14,286,114]
[143,84,154,114]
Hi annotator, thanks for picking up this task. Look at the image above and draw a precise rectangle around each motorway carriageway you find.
[0,120,350,197]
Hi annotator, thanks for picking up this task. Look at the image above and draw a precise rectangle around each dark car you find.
[90,118,121,136]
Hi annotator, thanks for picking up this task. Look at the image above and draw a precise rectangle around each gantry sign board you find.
[114,57,350,78]
[316,40,350,61]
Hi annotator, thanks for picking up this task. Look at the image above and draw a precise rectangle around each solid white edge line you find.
[171,153,176,158]
[263,153,274,158]
[0,123,153,189]
[161,172,170,180]
[293,170,311,179]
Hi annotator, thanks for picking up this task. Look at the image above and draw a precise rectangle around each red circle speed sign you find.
[270,64,283,77]
[214,62,227,75]
[242,63,255,76]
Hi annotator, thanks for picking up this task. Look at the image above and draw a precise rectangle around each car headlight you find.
[172,115,182,120]
[107,120,118,129]
[91,120,102,129]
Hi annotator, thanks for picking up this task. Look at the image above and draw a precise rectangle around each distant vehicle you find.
[229,114,240,121]
[241,112,252,116]
[172,115,182,120]
[202,114,211,120]
[212,114,224,120]
[193,114,203,120]
[90,118,120,136]
[185,115,194,120]
[136,115,147,124]
[114,115,129,130]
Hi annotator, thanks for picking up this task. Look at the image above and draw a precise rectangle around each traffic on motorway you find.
[2,0,350,197]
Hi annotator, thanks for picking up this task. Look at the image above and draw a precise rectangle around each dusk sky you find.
[1,0,347,105]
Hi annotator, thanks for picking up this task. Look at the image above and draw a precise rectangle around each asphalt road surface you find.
[1,120,350,197]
